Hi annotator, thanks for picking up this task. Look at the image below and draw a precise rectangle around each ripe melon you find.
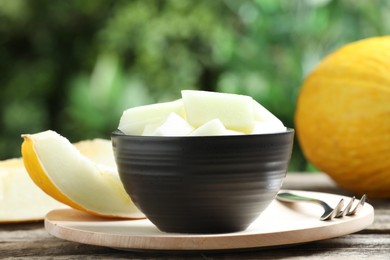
[295,36,390,198]
[22,130,144,218]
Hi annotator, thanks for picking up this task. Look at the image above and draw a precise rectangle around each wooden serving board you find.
[44,190,374,252]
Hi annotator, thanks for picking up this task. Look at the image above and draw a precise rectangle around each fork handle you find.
[276,192,322,204]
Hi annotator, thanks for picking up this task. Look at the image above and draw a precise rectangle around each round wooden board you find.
[44,190,374,252]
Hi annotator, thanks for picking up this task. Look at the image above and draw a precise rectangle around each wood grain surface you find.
[1,173,389,259]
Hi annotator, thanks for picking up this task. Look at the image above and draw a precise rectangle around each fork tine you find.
[335,197,355,218]
[276,192,365,221]
[319,198,344,221]
[346,194,366,216]
[333,199,345,219]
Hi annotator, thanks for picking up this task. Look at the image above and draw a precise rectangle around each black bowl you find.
[112,129,294,234]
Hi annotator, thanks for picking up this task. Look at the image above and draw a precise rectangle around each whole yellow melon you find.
[295,36,390,198]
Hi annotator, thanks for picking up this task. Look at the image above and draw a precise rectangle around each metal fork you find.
[276,192,366,220]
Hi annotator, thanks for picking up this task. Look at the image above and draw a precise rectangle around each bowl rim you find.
[111,128,294,140]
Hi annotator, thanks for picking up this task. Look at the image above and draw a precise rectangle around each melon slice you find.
[119,99,185,135]
[21,130,144,219]
[0,158,66,223]
[181,90,255,133]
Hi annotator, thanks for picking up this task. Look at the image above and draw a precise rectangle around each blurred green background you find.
[1,0,389,171]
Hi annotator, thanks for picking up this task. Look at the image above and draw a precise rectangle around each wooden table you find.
[1,173,389,259]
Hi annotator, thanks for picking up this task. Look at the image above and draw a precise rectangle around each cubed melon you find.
[150,113,194,136]
[252,100,284,126]
[251,121,286,134]
[190,119,227,136]
[118,99,185,135]
[182,90,255,133]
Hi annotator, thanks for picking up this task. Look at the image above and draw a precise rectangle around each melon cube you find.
[118,99,185,135]
[252,100,284,126]
[225,130,244,135]
[190,119,227,136]
[150,113,194,136]
[142,122,162,136]
[251,121,286,134]
[182,90,255,133]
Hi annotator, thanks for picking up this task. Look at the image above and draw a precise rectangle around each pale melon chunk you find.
[0,159,66,223]
[190,119,227,136]
[119,99,185,135]
[142,122,163,136]
[252,100,284,126]
[225,129,245,135]
[252,100,285,134]
[22,130,143,218]
[151,113,194,136]
[251,121,287,134]
[182,90,255,133]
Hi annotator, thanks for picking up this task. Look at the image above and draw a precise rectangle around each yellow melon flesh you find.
[0,158,66,223]
[22,130,144,219]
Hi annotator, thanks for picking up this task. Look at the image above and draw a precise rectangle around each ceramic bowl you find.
[112,129,294,234]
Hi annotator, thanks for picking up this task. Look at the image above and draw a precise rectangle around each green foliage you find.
[0,0,389,171]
